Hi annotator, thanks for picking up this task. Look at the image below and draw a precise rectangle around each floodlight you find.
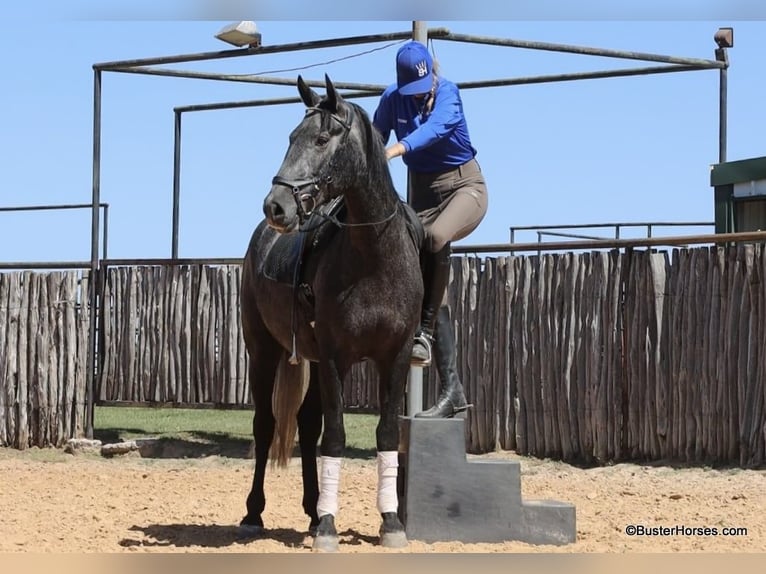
[215,21,262,48]
[714,27,734,49]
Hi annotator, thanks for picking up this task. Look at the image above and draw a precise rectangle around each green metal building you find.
[711,155,766,233]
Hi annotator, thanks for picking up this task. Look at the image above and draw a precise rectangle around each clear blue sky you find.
[1,6,765,262]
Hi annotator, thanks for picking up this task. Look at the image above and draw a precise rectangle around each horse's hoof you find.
[380,530,408,548]
[238,523,266,538]
[312,535,339,552]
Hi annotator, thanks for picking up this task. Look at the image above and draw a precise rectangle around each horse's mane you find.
[343,100,401,205]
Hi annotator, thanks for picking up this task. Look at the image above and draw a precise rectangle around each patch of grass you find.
[343,413,378,455]
[94,406,380,458]
[95,406,253,442]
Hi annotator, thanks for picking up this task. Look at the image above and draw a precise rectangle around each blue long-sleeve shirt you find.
[372,77,477,173]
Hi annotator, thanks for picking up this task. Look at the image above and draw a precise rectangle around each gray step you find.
[397,416,576,545]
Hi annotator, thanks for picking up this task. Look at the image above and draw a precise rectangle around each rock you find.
[100,441,139,456]
[64,438,103,455]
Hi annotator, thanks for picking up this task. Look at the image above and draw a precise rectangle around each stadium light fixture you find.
[215,21,262,48]
[714,27,734,49]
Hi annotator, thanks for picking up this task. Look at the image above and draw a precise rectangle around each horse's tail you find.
[269,352,310,467]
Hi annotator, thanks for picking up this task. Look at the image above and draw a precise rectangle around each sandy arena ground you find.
[0,446,764,553]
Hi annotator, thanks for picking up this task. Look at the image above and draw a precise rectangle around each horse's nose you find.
[263,199,285,226]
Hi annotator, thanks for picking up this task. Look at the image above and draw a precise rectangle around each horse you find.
[239,74,424,551]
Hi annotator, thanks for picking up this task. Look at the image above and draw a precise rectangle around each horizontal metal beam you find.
[441,32,725,69]
[4,229,760,270]
[0,261,92,270]
[110,66,387,92]
[175,90,382,113]
[100,257,244,267]
[0,202,108,212]
[94,29,451,71]
[539,231,607,241]
[510,221,714,232]
[110,62,718,94]
[168,65,716,115]
[452,230,766,255]
[455,64,717,91]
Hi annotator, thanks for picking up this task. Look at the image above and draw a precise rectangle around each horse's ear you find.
[324,73,341,113]
[297,75,320,108]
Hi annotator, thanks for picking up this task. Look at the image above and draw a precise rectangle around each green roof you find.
[711,156,766,186]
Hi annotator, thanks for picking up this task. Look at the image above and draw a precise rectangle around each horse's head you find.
[263,74,355,233]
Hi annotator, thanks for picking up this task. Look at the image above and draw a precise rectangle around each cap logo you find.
[415,60,428,77]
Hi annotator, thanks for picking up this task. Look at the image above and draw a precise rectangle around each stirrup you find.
[410,332,433,367]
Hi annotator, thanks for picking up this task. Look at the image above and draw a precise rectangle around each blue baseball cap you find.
[396,41,433,96]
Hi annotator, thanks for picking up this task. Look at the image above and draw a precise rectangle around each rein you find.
[308,202,399,230]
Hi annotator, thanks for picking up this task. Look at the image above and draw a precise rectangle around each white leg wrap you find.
[316,456,342,518]
[376,451,399,514]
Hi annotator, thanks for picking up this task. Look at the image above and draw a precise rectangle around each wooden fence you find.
[0,271,90,448]
[1,244,765,467]
[98,265,248,405]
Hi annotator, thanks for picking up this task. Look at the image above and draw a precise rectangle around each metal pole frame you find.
[0,203,110,263]
[87,68,102,438]
[88,23,731,434]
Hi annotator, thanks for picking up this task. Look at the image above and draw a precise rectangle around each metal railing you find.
[0,202,110,270]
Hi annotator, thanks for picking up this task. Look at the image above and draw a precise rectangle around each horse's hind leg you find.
[297,362,322,535]
[374,347,411,549]
[240,332,281,536]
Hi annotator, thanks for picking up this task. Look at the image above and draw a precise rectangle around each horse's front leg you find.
[374,344,412,549]
[312,356,347,552]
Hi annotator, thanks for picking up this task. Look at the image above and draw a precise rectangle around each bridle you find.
[270,105,399,231]
[270,106,350,223]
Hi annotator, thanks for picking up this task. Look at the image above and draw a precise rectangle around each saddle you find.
[261,196,347,330]
[261,197,424,364]
[262,196,347,287]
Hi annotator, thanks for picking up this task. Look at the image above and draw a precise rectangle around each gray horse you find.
[239,74,423,551]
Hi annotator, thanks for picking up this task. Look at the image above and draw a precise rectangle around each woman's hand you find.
[385,142,406,161]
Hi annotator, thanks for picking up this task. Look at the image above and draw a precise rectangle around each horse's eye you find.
[316,133,330,146]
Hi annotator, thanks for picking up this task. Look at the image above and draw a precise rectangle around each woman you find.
[373,40,488,418]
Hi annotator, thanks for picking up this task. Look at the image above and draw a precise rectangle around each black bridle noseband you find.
[270,105,398,231]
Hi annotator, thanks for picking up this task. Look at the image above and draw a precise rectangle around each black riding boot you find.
[411,244,452,366]
[415,306,470,418]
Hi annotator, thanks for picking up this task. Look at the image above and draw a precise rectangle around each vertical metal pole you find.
[102,204,109,261]
[412,21,428,45]
[172,110,182,259]
[716,47,728,164]
[86,68,102,439]
[407,21,428,418]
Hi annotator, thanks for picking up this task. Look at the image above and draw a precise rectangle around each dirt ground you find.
[0,445,764,553]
